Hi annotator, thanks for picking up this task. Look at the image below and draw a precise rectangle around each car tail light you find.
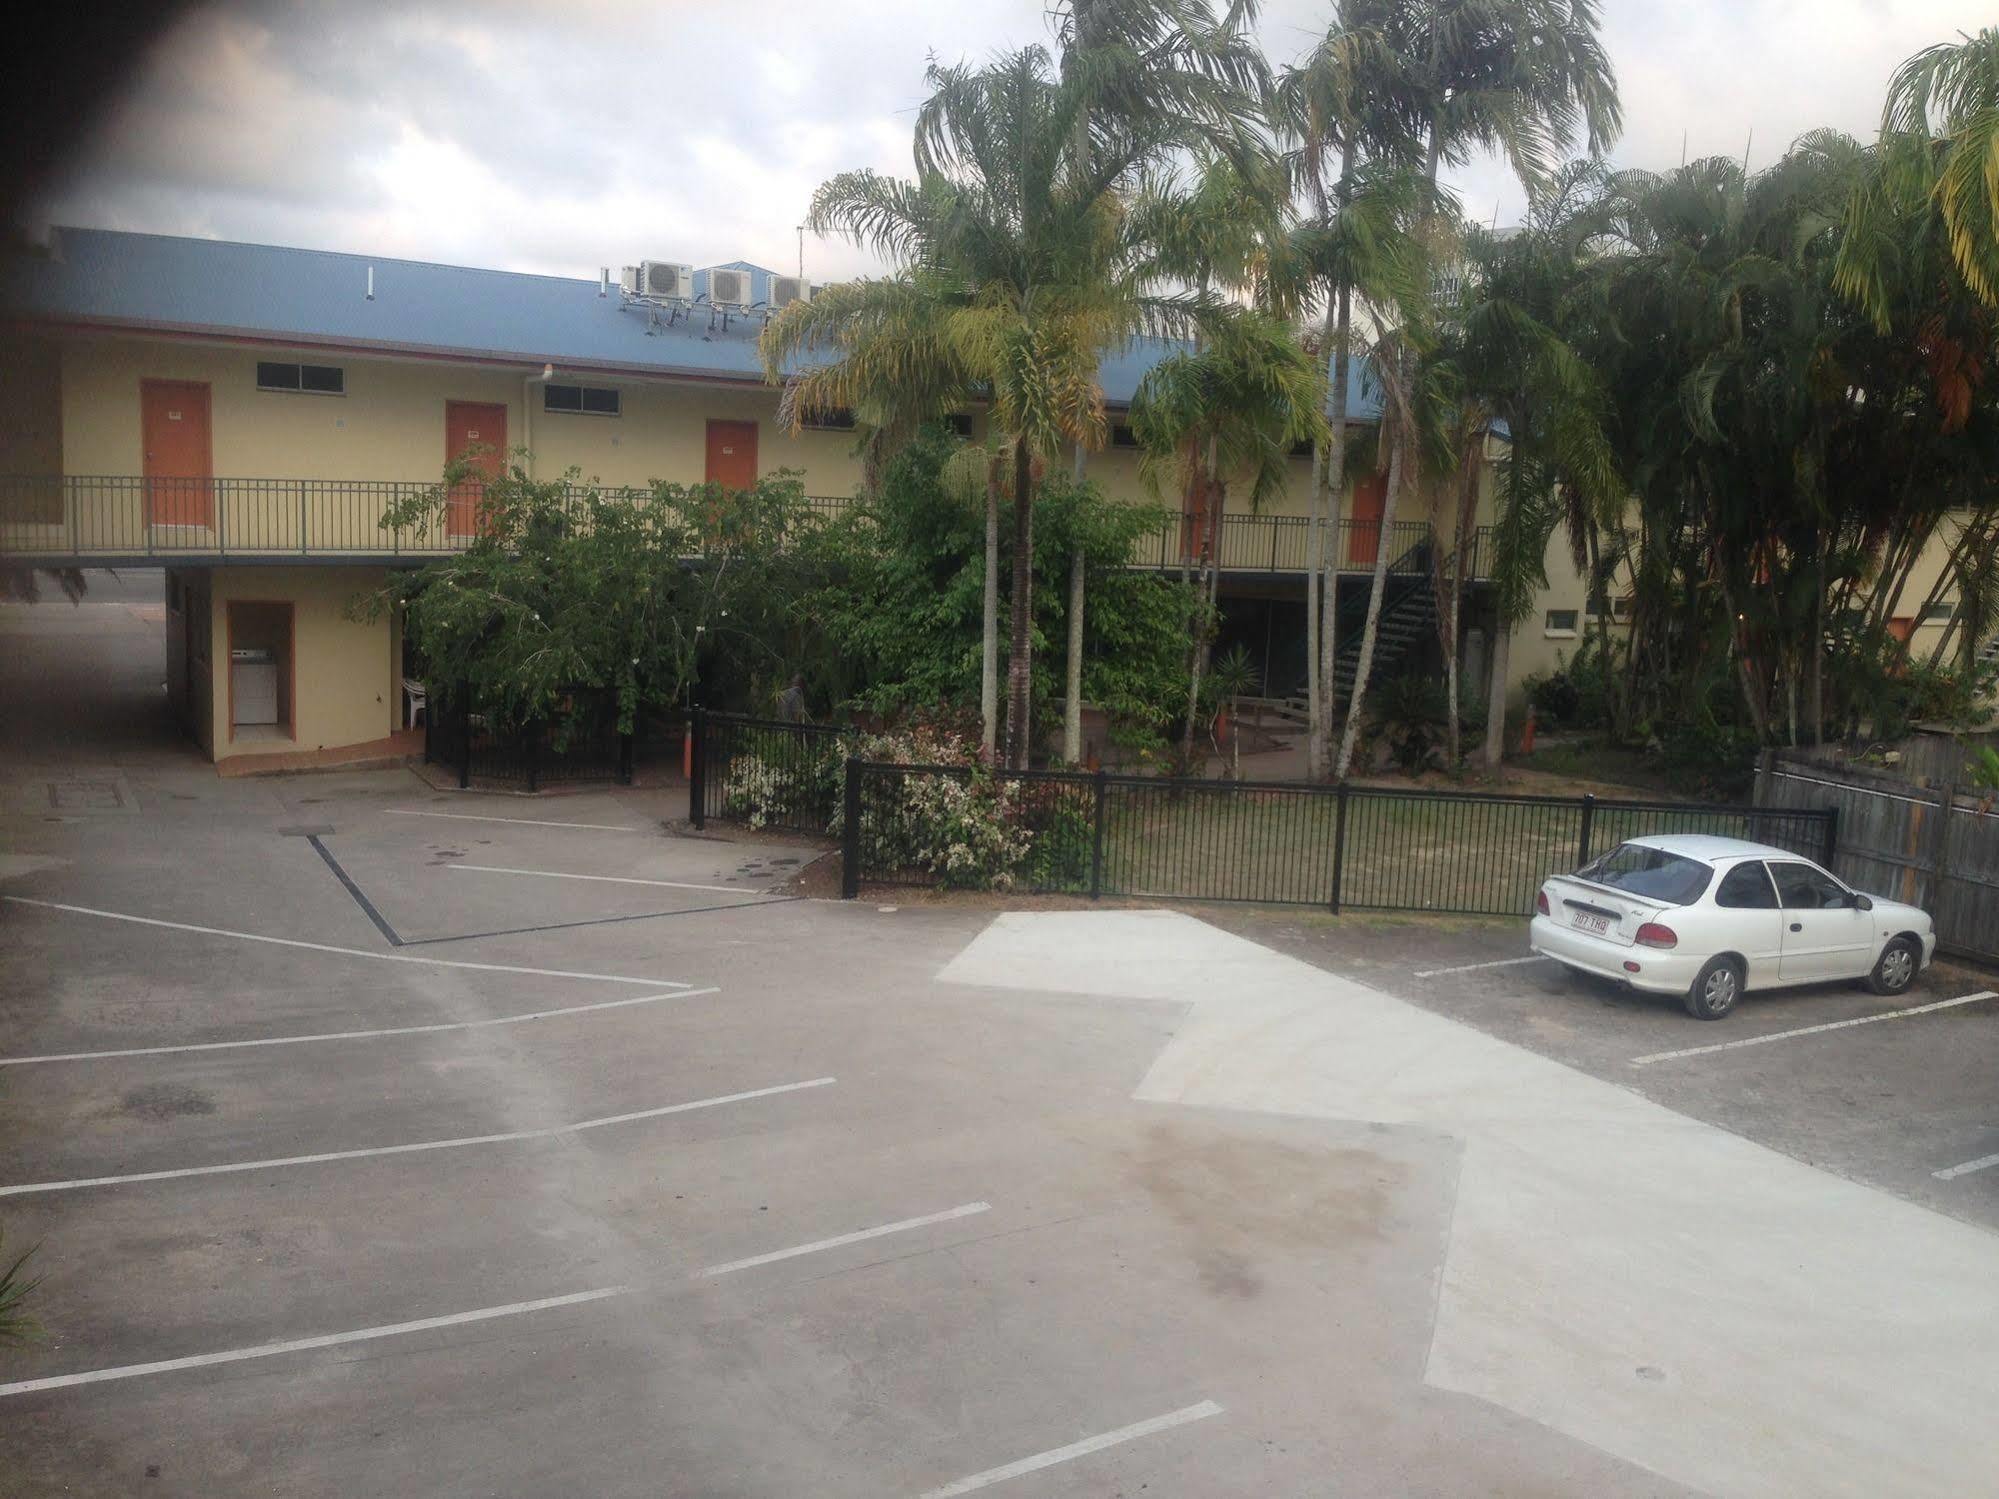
[1635,922,1678,949]
[1535,890,1550,916]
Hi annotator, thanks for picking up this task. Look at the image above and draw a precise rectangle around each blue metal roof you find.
[3,227,1381,418]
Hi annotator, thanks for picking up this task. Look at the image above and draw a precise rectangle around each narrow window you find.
[543,383,620,416]
[257,362,344,395]
[1545,608,1579,635]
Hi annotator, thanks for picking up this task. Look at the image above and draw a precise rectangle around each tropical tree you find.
[805,425,1195,741]
[1425,168,1625,768]
[1564,117,1999,758]
[764,10,1270,768]
[369,461,814,738]
[1273,0,1427,777]
[1838,28,1999,321]
[1127,307,1330,768]
[1334,328,1426,777]
[1324,0,1622,779]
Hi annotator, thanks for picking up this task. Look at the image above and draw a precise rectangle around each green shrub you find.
[1371,674,1450,775]
[1021,797,1094,891]
[1524,636,1617,731]
[1657,721,1761,798]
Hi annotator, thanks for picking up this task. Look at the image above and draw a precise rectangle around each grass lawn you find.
[1511,737,1678,795]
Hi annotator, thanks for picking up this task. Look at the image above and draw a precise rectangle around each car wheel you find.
[1683,957,1743,1021]
[1866,937,1918,996]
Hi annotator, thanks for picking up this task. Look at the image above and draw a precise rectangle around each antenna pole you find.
[796,225,805,280]
[1741,129,1753,176]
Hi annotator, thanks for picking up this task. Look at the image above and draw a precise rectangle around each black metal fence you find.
[2,474,1494,581]
[692,715,1839,916]
[689,710,845,834]
[0,475,858,563]
[423,683,634,791]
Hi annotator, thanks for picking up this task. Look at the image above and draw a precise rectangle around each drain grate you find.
[46,779,126,811]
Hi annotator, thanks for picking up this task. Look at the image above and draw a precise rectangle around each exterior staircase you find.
[1332,542,1438,705]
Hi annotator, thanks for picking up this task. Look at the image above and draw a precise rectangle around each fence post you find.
[1821,803,1840,870]
[1930,780,1958,904]
[1329,780,1350,914]
[1576,793,1597,868]
[525,720,540,794]
[840,758,862,900]
[688,707,706,829]
[456,683,471,790]
[1089,769,1108,900]
[298,478,309,554]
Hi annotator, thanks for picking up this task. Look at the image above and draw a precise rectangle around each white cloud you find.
[25,0,1994,279]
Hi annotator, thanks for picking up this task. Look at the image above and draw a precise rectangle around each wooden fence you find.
[1757,750,1999,967]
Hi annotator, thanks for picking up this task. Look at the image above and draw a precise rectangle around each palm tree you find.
[766,18,1269,769]
[1838,28,1999,321]
[1334,0,1620,779]
[1127,308,1330,769]
[1334,329,1425,778]
[1425,171,1625,767]
[1274,3,1426,777]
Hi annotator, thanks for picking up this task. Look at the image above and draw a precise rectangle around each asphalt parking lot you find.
[5,589,1999,1497]
[0,771,1692,1498]
[1209,907,1999,1232]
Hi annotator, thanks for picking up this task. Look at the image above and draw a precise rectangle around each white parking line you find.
[0,1286,631,1398]
[916,1401,1225,1497]
[0,1078,836,1197]
[2,897,692,988]
[1412,955,1546,979]
[698,1202,991,1278]
[386,809,635,831]
[0,988,718,1066]
[1632,991,1998,1066]
[451,864,771,897]
[1934,1151,1999,1182]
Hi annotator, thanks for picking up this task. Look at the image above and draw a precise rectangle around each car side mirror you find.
[1853,894,1873,912]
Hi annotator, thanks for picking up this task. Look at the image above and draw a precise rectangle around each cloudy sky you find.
[28,0,1991,283]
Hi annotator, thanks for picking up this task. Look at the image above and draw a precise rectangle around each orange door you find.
[1346,468,1386,566]
[445,401,508,537]
[141,380,213,527]
[705,420,759,492]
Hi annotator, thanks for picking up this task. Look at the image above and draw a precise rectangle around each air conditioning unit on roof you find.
[638,260,693,300]
[707,267,753,308]
[768,275,812,311]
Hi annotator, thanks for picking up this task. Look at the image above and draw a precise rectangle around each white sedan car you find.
[1529,833,1936,1020]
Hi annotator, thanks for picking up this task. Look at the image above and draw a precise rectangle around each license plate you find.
[1571,911,1611,936]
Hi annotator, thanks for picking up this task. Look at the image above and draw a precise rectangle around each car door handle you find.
[1789,922,1802,932]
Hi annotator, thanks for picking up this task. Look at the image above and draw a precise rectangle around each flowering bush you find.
[720,720,1093,891]
[720,737,842,830]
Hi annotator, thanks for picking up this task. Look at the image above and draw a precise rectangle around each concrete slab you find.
[940,909,1999,1498]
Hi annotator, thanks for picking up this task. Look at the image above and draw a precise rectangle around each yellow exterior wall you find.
[29,327,1982,726]
[56,333,869,496]
[204,565,395,760]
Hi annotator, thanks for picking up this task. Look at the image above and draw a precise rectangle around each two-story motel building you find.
[0,228,1976,769]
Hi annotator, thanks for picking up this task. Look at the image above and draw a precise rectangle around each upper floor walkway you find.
[0,474,1494,580]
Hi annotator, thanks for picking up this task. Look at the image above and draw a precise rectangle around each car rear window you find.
[1578,843,1713,904]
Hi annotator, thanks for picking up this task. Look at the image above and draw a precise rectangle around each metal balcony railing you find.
[0,475,1493,579]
